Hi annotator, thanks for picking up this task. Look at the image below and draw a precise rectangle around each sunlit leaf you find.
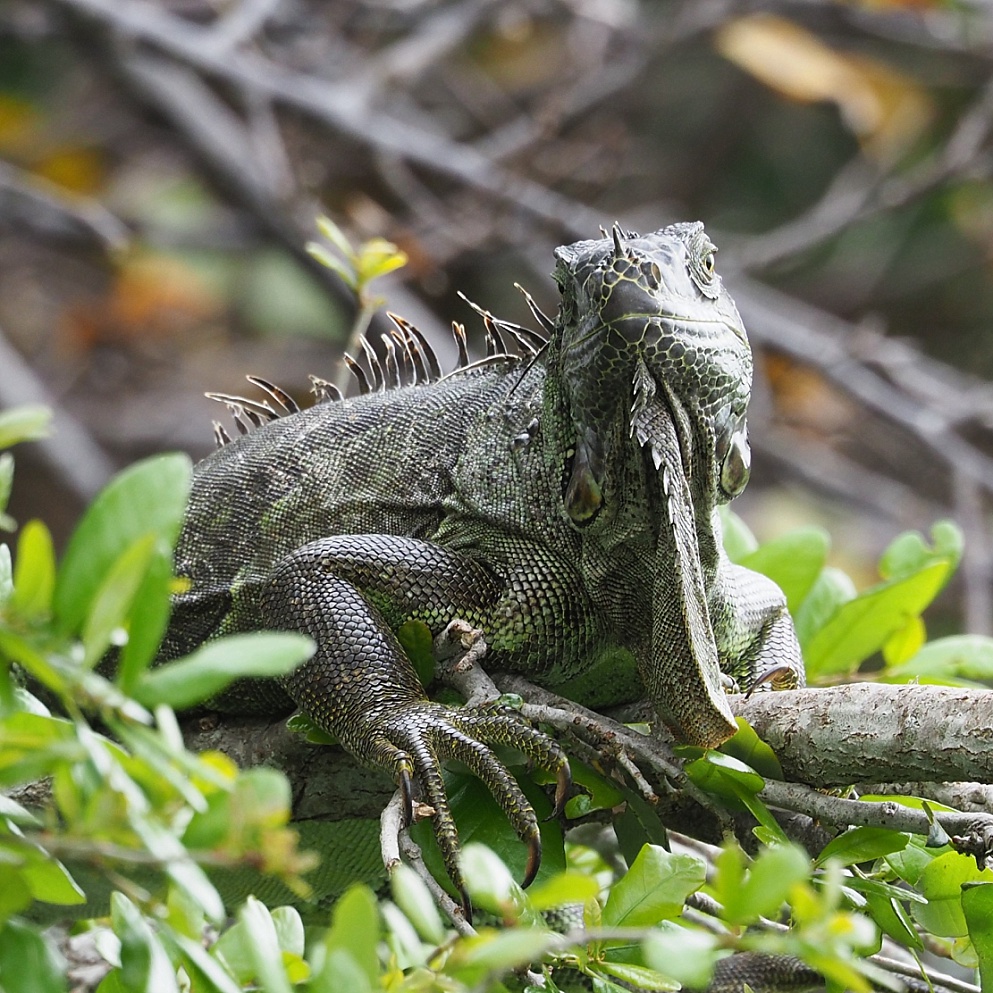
[963,882,993,991]
[739,526,829,612]
[913,851,993,938]
[720,843,810,925]
[814,827,910,868]
[54,454,191,636]
[602,844,705,927]
[134,633,313,710]
[11,520,55,619]
[323,885,380,987]
[0,406,51,450]
[112,892,180,993]
[804,561,950,678]
[0,919,67,993]
[391,863,446,944]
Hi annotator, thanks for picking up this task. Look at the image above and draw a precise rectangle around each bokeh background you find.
[3,0,993,637]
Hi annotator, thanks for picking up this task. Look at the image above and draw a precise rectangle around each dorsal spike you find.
[492,317,540,356]
[213,420,231,448]
[438,353,517,382]
[451,321,469,369]
[599,224,609,238]
[513,283,553,338]
[227,403,250,435]
[204,391,278,422]
[483,314,509,357]
[309,375,342,403]
[245,375,299,413]
[458,292,511,358]
[389,328,417,385]
[344,352,371,394]
[388,311,441,381]
[358,334,385,391]
[611,222,624,259]
[508,339,549,397]
[381,333,401,389]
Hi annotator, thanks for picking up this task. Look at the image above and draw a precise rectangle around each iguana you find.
[160,222,804,909]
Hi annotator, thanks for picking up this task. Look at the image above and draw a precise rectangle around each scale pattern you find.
[160,222,805,904]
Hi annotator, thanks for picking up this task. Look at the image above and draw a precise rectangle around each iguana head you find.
[552,222,752,525]
[550,222,752,747]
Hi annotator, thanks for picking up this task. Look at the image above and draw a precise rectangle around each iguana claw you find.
[374,700,569,900]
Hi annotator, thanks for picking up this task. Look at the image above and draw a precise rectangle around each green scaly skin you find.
[159,223,804,909]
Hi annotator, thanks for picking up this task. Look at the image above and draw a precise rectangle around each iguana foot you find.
[366,700,570,910]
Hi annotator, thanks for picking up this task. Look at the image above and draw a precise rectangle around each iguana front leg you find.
[258,534,570,907]
[718,561,805,692]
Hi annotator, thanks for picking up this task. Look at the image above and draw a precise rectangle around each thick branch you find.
[734,683,993,787]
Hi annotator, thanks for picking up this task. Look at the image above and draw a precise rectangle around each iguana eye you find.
[703,250,716,275]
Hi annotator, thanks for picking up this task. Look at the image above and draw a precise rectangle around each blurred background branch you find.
[3,0,993,635]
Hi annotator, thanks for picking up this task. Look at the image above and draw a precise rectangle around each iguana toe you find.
[375,701,567,898]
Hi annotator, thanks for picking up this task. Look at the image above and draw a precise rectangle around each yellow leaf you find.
[715,14,932,161]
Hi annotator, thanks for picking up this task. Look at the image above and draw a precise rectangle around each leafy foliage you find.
[0,414,989,991]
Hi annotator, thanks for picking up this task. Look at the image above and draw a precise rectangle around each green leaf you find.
[814,827,910,868]
[117,549,175,692]
[794,566,856,648]
[305,242,356,289]
[881,615,925,669]
[719,718,783,780]
[864,892,924,950]
[595,961,679,991]
[324,884,380,988]
[452,928,556,974]
[0,918,67,993]
[356,240,407,285]
[719,505,758,562]
[739,526,829,613]
[397,619,436,687]
[312,949,372,992]
[642,925,722,989]
[54,454,191,636]
[285,712,337,745]
[602,844,705,927]
[683,750,783,836]
[460,843,538,925]
[20,849,86,906]
[526,870,601,912]
[0,453,15,531]
[913,851,993,937]
[0,406,51,449]
[12,520,55,619]
[134,632,314,710]
[0,869,32,923]
[804,561,951,679]
[0,543,12,605]
[879,521,962,580]
[315,215,357,261]
[963,882,993,991]
[564,758,627,818]
[886,634,993,684]
[112,892,180,993]
[81,534,157,668]
[238,897,294,993]
[391,863,446,944]
[169,933,243,993]
[721,843,810,925]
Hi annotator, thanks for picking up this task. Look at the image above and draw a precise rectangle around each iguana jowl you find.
[160,222,804,904]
